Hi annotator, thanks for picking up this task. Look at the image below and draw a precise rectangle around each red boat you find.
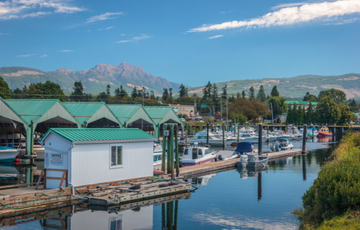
[317,127,332,137]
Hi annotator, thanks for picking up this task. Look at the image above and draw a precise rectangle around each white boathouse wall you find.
[43,133,154,188]
[71,141,153,186]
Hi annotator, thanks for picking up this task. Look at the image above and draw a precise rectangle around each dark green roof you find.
[43,128,156,142]
[285,101,318,105]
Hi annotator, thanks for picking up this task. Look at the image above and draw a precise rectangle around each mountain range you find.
[0,63,180,95]
[1,63,360,99]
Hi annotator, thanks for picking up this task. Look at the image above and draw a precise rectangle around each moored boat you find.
[180,146,216,166]
[0,143,20,163]
[272,138,293,151]
[317,126,332,137]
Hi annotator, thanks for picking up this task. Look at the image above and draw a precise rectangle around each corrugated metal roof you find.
[107,104,141,118]
[143,106,171,119]
[43,128,156,142]
[5,99,58,115]
[63,102,105,123]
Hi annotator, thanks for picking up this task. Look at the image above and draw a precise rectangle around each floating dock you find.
[179,148,308,178]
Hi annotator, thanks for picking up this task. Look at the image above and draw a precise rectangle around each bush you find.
[299,132,360,227]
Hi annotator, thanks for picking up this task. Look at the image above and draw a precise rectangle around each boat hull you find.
[0,150,19,162]
[318,132,332,137]
[181,156,216,166]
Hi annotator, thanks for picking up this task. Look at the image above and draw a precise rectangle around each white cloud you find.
[17,54,35,57]
[208,35,223,39]
[271,2,309,10]
[188,0,360,32]
[86,12,123,23]
[98,26,113,31]
[0,0,84,21]
[115,34,150,44]
[40,54,47,57]
[60,50,73,52]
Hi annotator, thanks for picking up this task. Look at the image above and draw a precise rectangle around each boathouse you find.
[40,128,156,189]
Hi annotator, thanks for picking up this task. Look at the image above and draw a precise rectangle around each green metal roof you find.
[144,106,172,124]
[107,104,141,123]
[285,101,318,105]
[5,99,59,124]
[42,128,156,142]
[63,102,105,123]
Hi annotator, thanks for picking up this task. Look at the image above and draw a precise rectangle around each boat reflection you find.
[317,136,333,142]
[236,166,268,180]
[0,192,191,230]
[187,174,216,187]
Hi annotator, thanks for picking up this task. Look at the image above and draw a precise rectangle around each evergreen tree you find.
[0,76,11,99]
[286,105,293,124]
[212,83,218,100]
[70,81,85,101]
[256,85,266,102]
[11,88,22,99]
[348,98,357,107]
[150,91,155,100]
[292,103,298,124]
[131,86,138,99]
[162,88,169,101]
[221,85,227,97]
[178,84,188,99]
[120,85,128,97]
[337,103,352,125]
[302,107,306,125]
[270,85,279,97]
[306,102,314,124]
[249,87,255,100]
[106,84,111,96]
[297,105,303,124]
[237,92,240,99]
[315,96,341,124]
[241,90,246,99]
[169,88,173,98]
[303,92,318,102]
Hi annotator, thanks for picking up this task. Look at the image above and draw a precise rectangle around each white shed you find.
[40,128,156,189]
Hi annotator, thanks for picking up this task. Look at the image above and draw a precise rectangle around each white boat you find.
[0,143,20,163]
[188,131,241,145]
[180,146,216,166]
[272,138,294,151]
[235,142,269,168]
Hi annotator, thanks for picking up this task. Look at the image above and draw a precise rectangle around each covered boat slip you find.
[0,98,184,156]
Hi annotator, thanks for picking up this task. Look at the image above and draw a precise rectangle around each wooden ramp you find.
[179,148,308,177]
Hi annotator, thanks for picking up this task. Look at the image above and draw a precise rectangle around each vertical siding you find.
[44,133,71,189]
[71,141,153,186]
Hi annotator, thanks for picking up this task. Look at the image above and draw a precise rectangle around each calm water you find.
[1,137,338,230]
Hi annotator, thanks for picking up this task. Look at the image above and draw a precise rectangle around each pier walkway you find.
[179,148,307,178]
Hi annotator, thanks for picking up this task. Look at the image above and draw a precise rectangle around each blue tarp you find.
[235,142,253,153]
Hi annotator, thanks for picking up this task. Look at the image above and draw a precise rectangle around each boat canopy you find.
[235,142,253,153]
[276,138,289,141]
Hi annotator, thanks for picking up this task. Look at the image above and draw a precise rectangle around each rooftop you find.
[42,128,156,142]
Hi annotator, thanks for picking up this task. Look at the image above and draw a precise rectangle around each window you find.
[110,219,122,230]
[111,146,123,167]
[198,149,203,155]
[184,149,188,155]
[204,149,210,155]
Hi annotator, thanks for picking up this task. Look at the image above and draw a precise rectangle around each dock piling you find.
[175,126,179,177]
[206,122,209,145]
[237,124,240,143]
[222,123,225,150]
[302,124,307,155]
[258,123,262,155]
[162,124,167,172]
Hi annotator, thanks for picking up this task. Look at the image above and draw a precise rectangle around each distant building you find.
[171,104,195,117]
[285,101,318,109]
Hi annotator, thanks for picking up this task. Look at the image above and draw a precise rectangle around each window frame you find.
[110,144,124,168]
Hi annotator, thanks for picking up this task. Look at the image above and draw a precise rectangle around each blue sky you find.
[1,0,360,86]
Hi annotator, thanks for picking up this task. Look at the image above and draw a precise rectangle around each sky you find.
[1,0,360,86]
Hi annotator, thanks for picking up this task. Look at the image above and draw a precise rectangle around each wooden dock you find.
[179,148,308,178]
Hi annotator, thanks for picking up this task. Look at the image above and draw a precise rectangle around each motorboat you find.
[234,142,258,155]
[271,138,293,151]
[307,128,318,137]
[215,150,240,161]
[317,126,332,137]
[180,146,216,166]
[237,153,269,168]
[153,152,164,170]
[0,143,20,163]
[188,131,243,145]
[235,142,269,168]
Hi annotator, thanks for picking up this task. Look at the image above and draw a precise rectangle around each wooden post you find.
[206,122,209,145]
[237,124,240,143]
[162,203,166,230]
[162,124,167,172]
[302,154,307,181]
[258,171,262,202]
[174,200,179,230]
[222,123,225,150]
[302,124,307,155]
[168,125,174,177]
[258,123,262,155]
[175,126,180,177]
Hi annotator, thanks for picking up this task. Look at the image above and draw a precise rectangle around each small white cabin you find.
[40,128,156,189]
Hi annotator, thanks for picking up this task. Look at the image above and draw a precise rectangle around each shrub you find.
[299,132,360,227]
